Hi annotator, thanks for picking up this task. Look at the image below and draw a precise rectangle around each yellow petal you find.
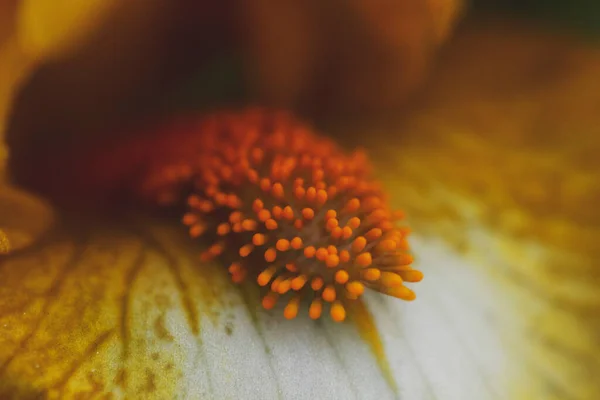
[16,0,118,60]
[0,0,117,252]
[0,218,398,398]
[363,21,600,400]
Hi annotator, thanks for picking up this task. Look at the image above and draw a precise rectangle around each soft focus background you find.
[1,1,599,399]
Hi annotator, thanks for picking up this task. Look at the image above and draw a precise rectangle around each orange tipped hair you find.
[133,108,423,322]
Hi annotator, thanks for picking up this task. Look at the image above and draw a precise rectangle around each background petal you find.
[0,0,118,252]
[346,20,600,400]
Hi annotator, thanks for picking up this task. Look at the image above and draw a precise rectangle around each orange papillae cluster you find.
[138,109,423,322]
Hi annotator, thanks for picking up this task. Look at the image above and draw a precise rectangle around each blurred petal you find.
[359,20,600,400]
[17,0,117,60]
[239,0,464,114]
[1,0,117,251]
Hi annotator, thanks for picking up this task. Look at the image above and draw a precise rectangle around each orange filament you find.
[136,109,421,323]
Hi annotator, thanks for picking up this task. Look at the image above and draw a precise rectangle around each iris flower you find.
[1,1,599,399]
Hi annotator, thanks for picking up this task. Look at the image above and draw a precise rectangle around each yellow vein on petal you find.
[0,236,86,377]
[117,242,146,390]
[347,299,398,396]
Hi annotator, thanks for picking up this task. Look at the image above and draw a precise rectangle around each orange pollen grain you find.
[290,236,303,249]
[272,182,284,198]
[257,266,277,286]
[326,254,340,268]
[182,213,197,225]
[346,281,365,296]
[331,226,343,239]
[257,209,271,222]
[342,226,353,239]
[264,247,277,262]
[252,233,266,246]
[306,187,317,202]
[252,198,264,212]
[316,189,328,204]
[363,268,381,281]
[378,239,397,252]
[284,296,300,319]
[365,228,382,241]
[316,247,329,261]
[216,223,230,236]
[322,286,337,302]
[356,252,372,267]
[276,239,290,251]
[347,217,361,229]
[239,244,254,257]
[352,236,367,253]
[291,275,307,290]
[311,277,324,291]
[302,208,315,220]
[262,292,278,310]
[309,299,323,319]
[260,178,271,191]
[345,198,360,212]
[326,218,339,231]
[304,246,316,258]
[335,269,349,284]
[272,206,283,219]
[294,186,305,199]
[330,301,346,322]
[265,219,278,230]
[241,219,257,231]
[282,206,294,220]
[340,250,350,263]
[381,271,403,287]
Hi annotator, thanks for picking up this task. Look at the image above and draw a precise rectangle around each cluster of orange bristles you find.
[137,109,423,322]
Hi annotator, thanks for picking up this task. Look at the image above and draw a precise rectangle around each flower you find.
[1,3,599,400]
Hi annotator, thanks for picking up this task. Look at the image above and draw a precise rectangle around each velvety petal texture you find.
[0,217,513,399]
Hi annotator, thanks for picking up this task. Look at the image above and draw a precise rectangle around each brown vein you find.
[118,242,146,389]
[134,225,200,335]
[0,236,87,376]
[51,329,116,395]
